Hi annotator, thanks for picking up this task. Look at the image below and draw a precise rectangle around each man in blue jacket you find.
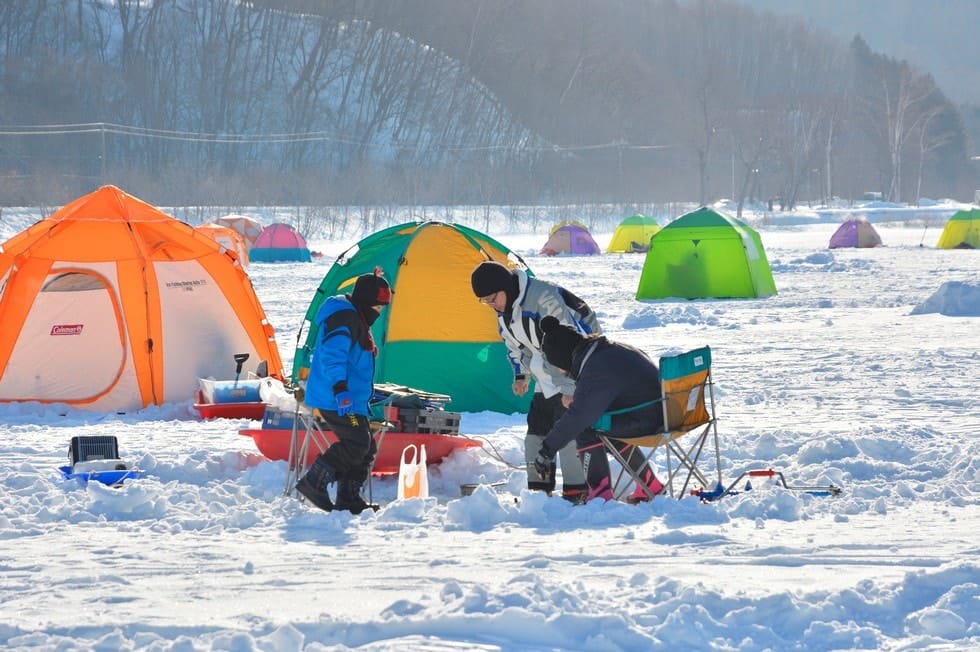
[296,269,391,513]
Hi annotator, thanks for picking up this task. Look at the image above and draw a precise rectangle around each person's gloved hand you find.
[335,391,354,416]
[533,445,556,481]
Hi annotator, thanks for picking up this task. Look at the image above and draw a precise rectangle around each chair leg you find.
[364,425,387,504]
[284,409,302,496]
[662,423,720,497]
[616,444,664,502]
[600,437,661,502]
[285,410,333,499]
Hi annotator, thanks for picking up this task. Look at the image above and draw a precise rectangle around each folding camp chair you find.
[598,346,722,501]
[282,402,330,497]
[283,395,392,505]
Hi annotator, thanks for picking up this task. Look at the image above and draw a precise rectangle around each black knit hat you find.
[351,270,392,309]
[470,261,514,298]
[540,315,585,371]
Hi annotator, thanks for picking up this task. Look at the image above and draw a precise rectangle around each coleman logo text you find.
[51,324,84,336]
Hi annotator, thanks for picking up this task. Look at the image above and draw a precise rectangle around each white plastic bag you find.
[397,444,429,500]
[257,376,298,412]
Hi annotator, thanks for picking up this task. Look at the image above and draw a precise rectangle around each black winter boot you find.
[295,456,337,512]
[334,479,378,514]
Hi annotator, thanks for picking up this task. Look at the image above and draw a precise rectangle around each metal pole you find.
[730,151,735,201]
[100,123,106,185]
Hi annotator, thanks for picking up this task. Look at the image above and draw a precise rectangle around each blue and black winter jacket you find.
[303,295,376,414]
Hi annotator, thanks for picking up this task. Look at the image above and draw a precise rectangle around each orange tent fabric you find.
[197,223,251,265]
[214,215,263,251]
[0,186,284,412]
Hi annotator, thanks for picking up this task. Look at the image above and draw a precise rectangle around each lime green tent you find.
[607,215,661,253]
[292,221,532,414]
[636,207,777,300]
[936,208,980,249]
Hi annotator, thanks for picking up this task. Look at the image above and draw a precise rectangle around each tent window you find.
[42,272,104,292]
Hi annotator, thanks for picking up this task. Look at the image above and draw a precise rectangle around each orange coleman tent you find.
[214,214,263,252]
[197,222,251,265]
[0,185,284,412]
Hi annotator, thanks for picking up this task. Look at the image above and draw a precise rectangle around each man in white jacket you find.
[470,261,597,501]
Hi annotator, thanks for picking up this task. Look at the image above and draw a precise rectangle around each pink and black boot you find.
[628,468,664,504]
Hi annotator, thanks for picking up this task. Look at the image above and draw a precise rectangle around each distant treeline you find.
[0,0,975,210]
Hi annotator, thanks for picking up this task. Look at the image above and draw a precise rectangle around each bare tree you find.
[913,106,957,205]
[850,37,948,202]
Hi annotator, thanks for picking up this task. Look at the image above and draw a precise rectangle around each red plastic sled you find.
[195,401,267,420]
[238,428,483,475]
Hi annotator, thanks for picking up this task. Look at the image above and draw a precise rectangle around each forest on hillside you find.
[741,0,980,107]
[0,0,976,210]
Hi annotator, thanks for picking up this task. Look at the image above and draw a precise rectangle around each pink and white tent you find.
[250,223,312,262]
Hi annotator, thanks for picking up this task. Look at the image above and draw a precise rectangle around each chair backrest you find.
[659,346,712,433]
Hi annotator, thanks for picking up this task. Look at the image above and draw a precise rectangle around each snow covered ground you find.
[1,206,978,651]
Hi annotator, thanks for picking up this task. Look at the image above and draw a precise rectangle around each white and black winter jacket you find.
[496,269,600,398]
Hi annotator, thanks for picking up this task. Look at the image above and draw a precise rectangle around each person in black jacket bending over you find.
[533,316,665,503]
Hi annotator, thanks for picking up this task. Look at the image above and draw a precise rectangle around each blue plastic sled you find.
[58,465,144,487]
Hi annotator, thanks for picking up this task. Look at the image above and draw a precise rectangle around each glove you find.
[533,446,556,481]
[335,391,354,416]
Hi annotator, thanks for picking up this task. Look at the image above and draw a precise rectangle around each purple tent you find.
[540,223,601,255]
[829,219,882,249]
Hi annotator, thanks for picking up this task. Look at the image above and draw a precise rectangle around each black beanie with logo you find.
[351,271,392,310]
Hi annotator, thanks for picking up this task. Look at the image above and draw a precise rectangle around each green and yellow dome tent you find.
[936,208,980,249]
[636,207,776,300]
[607,214,662,253]
[292,221,532,414]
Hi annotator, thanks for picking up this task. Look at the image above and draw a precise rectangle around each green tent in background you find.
[292,221,532,414]
[636,207,777,300]
[607,214,661,253]
[936,208,980,249]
